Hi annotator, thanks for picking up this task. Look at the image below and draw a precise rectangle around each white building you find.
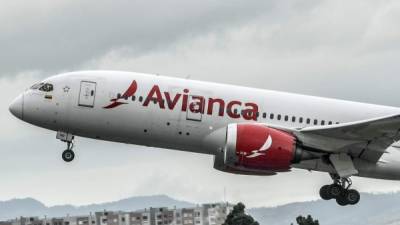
[4,203,232,225]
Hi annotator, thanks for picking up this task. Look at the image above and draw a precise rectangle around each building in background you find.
[0,222,12,225]
[4,204,232,225]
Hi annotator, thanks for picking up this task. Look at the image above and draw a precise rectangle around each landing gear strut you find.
[319,174,360,206]
[57,131,75,163]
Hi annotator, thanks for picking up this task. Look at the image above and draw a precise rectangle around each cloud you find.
[0,0,277,75]
[86,0,400,105]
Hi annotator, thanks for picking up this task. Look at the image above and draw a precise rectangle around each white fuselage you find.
[10,71,400,178]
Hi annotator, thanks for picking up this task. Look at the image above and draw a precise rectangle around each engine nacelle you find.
[205,123,314,174]
[225,123,299,171]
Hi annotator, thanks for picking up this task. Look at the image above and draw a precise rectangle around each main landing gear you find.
[57,131,75,163]
[319,174,360,206]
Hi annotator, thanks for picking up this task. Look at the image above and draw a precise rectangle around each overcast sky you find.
[2,0,400,208]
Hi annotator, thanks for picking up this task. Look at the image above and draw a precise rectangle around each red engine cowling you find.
[224,124,298,171]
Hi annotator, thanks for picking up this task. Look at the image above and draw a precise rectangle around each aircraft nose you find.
[9,93,24,120]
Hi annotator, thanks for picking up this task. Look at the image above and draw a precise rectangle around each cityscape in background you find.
[0,203,232,225]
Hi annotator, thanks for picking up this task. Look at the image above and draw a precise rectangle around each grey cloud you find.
[3,0,399,77]
[1,0,279,75]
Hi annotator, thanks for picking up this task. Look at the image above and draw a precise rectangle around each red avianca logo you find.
[103,81,138,109]
[104,80,259,121]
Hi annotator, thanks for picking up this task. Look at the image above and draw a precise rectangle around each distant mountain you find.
[0,195,195,221]
[3,193,400,225]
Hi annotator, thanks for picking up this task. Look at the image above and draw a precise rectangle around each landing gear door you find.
[78,81,97,108]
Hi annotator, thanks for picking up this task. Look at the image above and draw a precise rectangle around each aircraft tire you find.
[319,185,332,200]
[346,189,360,205]
[62,150,75,162]
[328,184,343,199]
[335,194,349,206]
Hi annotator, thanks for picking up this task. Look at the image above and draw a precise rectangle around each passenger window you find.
[292,116,296,122]
[263,113,267,118]
[284,115,289,121]
[277,115,281,120]
[270,114,274,120]
[328,121,333,125]
[132,96,136,101]
[39,83,54,92]
[306,118,311,124]
[299,117,303,123]
[139,96,143,102]
[117,93,121,99]
[321,120,325,125]
[314,119,318,125]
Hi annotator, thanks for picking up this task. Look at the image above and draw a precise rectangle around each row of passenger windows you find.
[118,93,339,126]
[233,109,339,125]
[257,112,339,125]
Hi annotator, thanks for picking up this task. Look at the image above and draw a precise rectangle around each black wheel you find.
[319,185,332,200]
[345,189,360,205]
[329,184,343,199]
[336,193,349,206]
[62,150,75,162]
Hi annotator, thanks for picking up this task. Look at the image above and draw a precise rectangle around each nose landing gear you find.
[62,141,75,162]
[319,174,360,206]
[57,131,76,163]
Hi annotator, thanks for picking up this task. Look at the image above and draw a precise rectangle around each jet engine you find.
[206,123,316,175]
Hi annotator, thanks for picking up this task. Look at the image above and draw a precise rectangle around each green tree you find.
[294,215,319,225]
[223,202,259,225]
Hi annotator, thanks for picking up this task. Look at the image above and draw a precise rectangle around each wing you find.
[291,114,400,163]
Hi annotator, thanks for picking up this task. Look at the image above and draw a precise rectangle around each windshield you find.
[39,83,54,92]
[30,82,54,92]
[30,83,44,90]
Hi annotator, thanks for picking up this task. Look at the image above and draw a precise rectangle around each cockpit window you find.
[30,83,44,90]
[39,83,54,92]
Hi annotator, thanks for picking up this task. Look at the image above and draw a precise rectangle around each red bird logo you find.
[245,135,273,158]
[103,81,137,109]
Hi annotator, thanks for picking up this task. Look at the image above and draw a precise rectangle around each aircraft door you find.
[186,95,204,122]
[78,81,97,108]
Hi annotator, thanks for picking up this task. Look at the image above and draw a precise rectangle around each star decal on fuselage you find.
[63,86,71,93]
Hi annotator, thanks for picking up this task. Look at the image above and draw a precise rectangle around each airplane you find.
[9,71,400,206]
